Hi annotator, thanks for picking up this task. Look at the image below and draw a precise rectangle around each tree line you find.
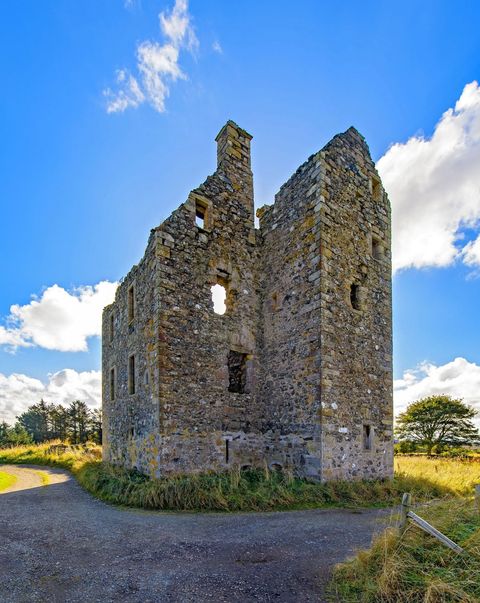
[0,400,102,448]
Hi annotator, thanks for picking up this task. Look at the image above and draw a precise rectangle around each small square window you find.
[195,202,207,229]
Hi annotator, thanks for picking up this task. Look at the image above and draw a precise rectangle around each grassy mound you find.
[0,441,461,512]
[328,498,480,602]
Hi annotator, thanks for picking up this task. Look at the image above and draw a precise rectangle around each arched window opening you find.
[211,283,227,315]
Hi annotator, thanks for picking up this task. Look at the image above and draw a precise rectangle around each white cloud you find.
[159,0,198,50]
[0,369,101,425]
[105,70,144,114]
[377,81,480,273]
[105,0,198,114]
[462,234,480,269]
[212,40,223,54]
[0,281,117,353]
[394,357,480,423]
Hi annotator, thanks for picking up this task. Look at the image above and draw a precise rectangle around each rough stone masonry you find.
[102,121,393,481]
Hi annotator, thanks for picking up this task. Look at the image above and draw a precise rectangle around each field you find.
[394,455,480,495]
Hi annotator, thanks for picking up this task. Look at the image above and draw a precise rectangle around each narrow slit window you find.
[225,439,230,463]
[228,350,247,393]
[128,286,135,323]
[195,202,206,229]
[128,355,136,395]
[350,283,361,310]
[371,235,383,260]
[363,425,373,450]
[109,313,114,342]
[371,176,382,201]
[110,368,115,401]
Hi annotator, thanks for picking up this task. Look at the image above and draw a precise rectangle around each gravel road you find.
[0,465,389,602]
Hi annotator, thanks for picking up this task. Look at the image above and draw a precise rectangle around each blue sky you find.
[1,0,480,423]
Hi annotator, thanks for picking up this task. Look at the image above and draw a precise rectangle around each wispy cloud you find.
[212,40,223,54]
[0,369,101,425]
[104,0,198,114]
[394,357,480,423]
[0,281,117,353]
[377,81,480,273]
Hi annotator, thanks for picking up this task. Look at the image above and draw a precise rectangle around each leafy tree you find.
[0,421,32,447]
[396,395,480,455]
[8,423,32,445]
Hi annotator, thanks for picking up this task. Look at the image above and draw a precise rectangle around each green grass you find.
[328,498,480,602]
[0,470,17,492]
[0,441,463,512]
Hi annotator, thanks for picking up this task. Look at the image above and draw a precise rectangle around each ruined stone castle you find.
[102,121,393,481]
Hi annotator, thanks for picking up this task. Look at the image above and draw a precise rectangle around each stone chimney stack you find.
[215,121,254,222]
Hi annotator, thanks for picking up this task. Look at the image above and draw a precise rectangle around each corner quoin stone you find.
[102,120,393,482]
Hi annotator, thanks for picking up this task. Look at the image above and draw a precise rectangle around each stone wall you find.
[317,128,393,480]
[102,121,393,481]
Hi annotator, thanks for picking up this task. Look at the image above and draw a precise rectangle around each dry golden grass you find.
[395,455,480,496]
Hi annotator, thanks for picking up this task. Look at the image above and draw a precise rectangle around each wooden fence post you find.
[475,484,480,515]
[399,492,411,531]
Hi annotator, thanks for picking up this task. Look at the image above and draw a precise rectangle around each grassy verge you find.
[0,441,462,512]
[330,456,480,602]
[328,498,480,602]
[0,470,17,492]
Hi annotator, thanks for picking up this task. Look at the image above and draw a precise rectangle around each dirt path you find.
[0,465,67,493]
[0,465,390,603]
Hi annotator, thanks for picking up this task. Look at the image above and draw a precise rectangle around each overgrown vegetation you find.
[0,470,17,492]
[0,441,463,512]
[329,455,480,602]
[328,498,480,602]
